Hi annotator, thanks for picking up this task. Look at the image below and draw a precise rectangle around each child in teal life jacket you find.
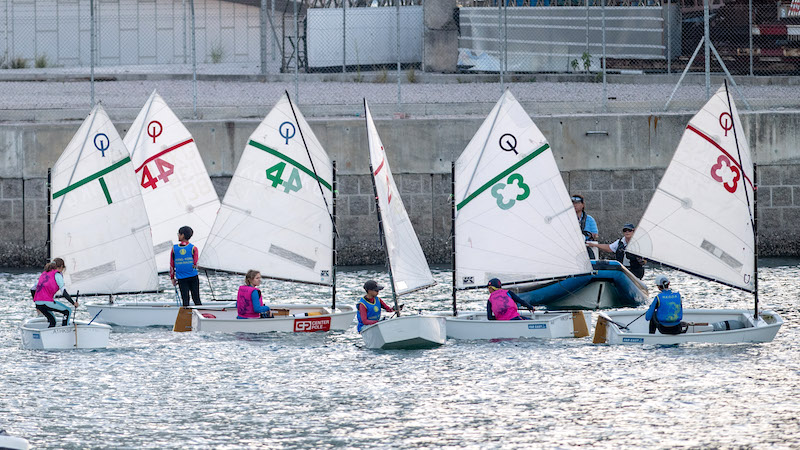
[356,279,396,332]
[32,257,77,327]
[237,270,273,319]
[170,225,202,306]
[646,275,684,335]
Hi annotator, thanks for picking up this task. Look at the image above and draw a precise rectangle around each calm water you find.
[1,261,799,449]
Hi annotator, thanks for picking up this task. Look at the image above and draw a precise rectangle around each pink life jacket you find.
[33,270,60,303]
[237,285,262,318]
[489,289,520,321]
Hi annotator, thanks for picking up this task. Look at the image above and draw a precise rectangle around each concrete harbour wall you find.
[2,110,800,267]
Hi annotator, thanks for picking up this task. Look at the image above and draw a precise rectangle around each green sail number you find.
[265,162,303,194]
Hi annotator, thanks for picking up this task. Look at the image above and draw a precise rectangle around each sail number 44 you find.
[266,162,302,194]
[140,158,175,190]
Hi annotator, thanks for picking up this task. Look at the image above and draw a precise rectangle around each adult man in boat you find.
[646,275,683,335]
[586,223,646,279]
[356,280,397,332]
[486,278,534,320]
[572,194,598,259]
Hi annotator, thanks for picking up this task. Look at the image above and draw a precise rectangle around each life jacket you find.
[237,285,262,319]
[614,237,644,279]
[356,296,383,332]
[33,270,59,303]
[173,243,198,279]
[654,290,682,326]
[489,289,520,321]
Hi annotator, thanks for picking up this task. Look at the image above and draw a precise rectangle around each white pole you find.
[396,0,401,111]
[191,0,197,119]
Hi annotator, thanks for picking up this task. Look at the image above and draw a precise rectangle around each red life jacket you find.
[33,270,60,303]
[237,285,262,319]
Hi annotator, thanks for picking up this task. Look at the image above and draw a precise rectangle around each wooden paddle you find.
[173,307,193,332]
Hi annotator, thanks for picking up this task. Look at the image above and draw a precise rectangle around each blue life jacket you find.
[356,296,382,332]
[653,290,682,326]
[173,243,198,279]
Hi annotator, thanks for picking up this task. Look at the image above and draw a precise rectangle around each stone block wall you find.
[3,165,800,268]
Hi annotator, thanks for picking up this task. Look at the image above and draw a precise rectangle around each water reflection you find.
[0,260,798,448]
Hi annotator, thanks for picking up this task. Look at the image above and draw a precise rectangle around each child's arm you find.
[169,247,177,286]
[192,245,199,269]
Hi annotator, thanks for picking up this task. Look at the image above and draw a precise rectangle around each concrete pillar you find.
[423,0,458,73]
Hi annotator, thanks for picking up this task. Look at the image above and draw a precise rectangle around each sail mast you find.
[364,100,399,314]
[332,160,338,310]
[721,79,758,315]
[451,161,457,317]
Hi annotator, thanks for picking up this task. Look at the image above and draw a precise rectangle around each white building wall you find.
[0,0,261,67]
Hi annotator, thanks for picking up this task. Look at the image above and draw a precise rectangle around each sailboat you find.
[85,90,230,327]
[359,99,447,350]
[21,104,158,349]
[188,92,355,333]
[446,89,593,339]
[593,83,783,345]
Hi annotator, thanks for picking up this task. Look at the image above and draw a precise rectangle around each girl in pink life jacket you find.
[486,278,533,321]
[236,270,273,319]
[32,258,77,327]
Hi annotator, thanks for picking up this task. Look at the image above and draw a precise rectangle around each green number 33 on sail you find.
[490,173,530,210]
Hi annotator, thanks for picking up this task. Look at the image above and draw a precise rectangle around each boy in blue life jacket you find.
[170,225,202,306]
[646,275,683,335]
[355,280,397,332]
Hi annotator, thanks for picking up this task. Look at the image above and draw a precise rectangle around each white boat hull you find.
[20,317,111,350]
[360,315,447,350]
[442,310,591,340]
[593,309,783,345]
[190,304,355,333]
[0,431,29,450]
[86,301,235,327]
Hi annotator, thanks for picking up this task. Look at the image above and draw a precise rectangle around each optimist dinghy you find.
[23,105,158,349]
[446,89,594,340]
[85,91,227,327]
[358,99,446,350]
[593,82,783,345]
[190,91,355,333]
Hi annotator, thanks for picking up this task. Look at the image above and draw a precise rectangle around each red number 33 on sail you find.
[710,154,740,194]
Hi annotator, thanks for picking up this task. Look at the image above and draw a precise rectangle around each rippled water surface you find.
[1,262,799,449]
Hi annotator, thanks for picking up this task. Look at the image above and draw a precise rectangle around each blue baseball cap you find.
[487,278,502,288]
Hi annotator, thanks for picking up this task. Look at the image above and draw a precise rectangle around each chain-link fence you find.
[0,0,799,117]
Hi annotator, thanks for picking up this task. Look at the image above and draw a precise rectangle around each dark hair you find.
[178,226,194,240]
[44,257,66,272]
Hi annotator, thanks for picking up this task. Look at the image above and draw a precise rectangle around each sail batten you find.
[199,93,334,286]
[51,105,159,295]
[626,84,755,292]
[364,101,436,296]
[125,90,221,273]
[454,90,592,289]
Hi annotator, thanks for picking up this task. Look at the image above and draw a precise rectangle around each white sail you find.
[454,89,592,289]
[626,84,755,292]
[125,90,221,273]
[51,105,159,294]
[364,100,435,296]
[198,93,334,285]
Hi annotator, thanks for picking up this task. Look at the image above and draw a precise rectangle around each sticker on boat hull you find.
[294,317,331,332]
[528,324,546,329]
[622,337,645,343]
